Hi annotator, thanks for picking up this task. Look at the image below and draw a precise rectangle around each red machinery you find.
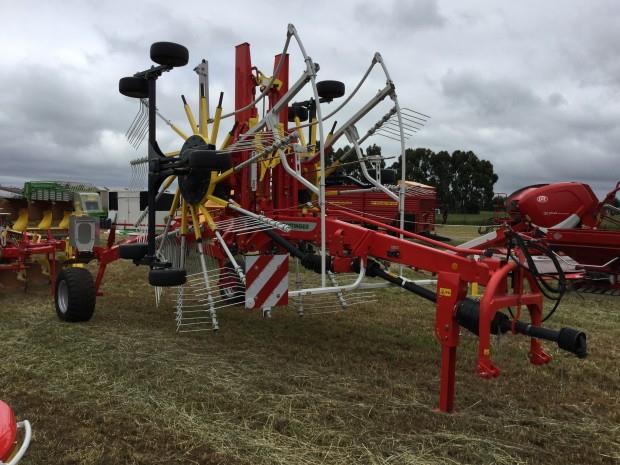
[325,175,437,234]
[0,401,31,465]
[463,181,620,295]
[33,25,590,413]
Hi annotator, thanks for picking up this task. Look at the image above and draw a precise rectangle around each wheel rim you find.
[57,280,69,314]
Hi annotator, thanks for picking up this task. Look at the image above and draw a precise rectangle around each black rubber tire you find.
[55,267,96,322]
[118,243,148,260]
[317,80,345,100]
[150,42,189,67]
[119,76,148,98]
[367,168,397,185]
[218,261,245,306]
[288,105,309,122]
[149,268,187,287]
[189,150,232,171]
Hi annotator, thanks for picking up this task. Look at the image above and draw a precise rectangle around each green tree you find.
[391,148,498,213]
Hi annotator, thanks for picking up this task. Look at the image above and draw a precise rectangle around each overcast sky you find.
[1,0,619,197]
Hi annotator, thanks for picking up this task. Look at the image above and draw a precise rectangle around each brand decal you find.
[281,221,317,231]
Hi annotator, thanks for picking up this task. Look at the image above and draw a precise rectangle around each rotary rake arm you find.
[253,213,587,411]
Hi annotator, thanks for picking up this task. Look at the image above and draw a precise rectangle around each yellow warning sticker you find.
[439,288,452,297]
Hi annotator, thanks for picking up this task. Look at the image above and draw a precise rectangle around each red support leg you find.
[438,345,457,413]
[524,274,552,365]
[527,303,552,365]
[434,271,467,413]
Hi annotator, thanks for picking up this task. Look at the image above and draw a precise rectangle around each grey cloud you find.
[441,70,543,119]
[1,0,619,202]
[354,0,445,33]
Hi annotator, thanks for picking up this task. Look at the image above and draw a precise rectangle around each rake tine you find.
[384,122,416,136]
[401,107,431,119]
[375,130,401,141]
[130,109,149,146]
[126,103,148,146]
[396,114,426,127]
[378,126,413,138]
[125,103,143,139]
[387,117,421,131]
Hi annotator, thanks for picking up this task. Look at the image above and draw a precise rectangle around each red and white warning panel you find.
[244,254,289,310]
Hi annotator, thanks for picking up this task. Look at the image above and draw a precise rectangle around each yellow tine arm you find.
[200,84,209,140]
[37,210,53,230]
[198,204,217,231]
[165,150,180,158]
[211,167,234,186]
[209,92,224,146]
[160,175,176,193]
[206,195,228,207]
[170,123,189,141]
[310,117,317,148]
[325,120,337,147]
[12,208,29,232]
[219,122,238,150]
[295,117,306,148]
[169,188,181,217]
[323,120,341,177]
[182,95,200,135]
[324,159,342,179]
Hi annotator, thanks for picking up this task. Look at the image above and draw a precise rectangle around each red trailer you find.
[325,175,437,234]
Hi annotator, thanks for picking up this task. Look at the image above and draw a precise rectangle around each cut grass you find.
[1,227,619,464]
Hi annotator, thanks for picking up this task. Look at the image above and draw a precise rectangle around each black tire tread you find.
[118,243,148,260]
[150,42,189,67]
[55,268,96,322]
[149,268,186,287]
[119,77,148,99]
[317,80,345,100]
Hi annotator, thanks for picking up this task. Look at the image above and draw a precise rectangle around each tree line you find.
[330,145,498,213]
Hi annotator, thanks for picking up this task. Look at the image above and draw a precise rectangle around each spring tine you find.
[401,107,430,120]
[395,114,426,128]
[132,114,149,148]
[125,103,143,139]
[377,126,410,139]
[127,104,148,148]
[384,122,416,136]
[387,117,421,131]
[375,130,401,141]
[130,110,148,146]
[383,123,416,135]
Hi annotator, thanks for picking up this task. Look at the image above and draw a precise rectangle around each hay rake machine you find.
[32,23,587,413]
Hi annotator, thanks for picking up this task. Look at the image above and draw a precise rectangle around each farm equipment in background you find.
[477,193,509,235]
[461,181,620,296]
[0,401,31,465]
[325,174,437,235]
[96,24,593,413]
[0,182,119,319]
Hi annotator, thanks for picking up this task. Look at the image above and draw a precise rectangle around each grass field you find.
[1,226,619,465]
[443,211,496,226]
